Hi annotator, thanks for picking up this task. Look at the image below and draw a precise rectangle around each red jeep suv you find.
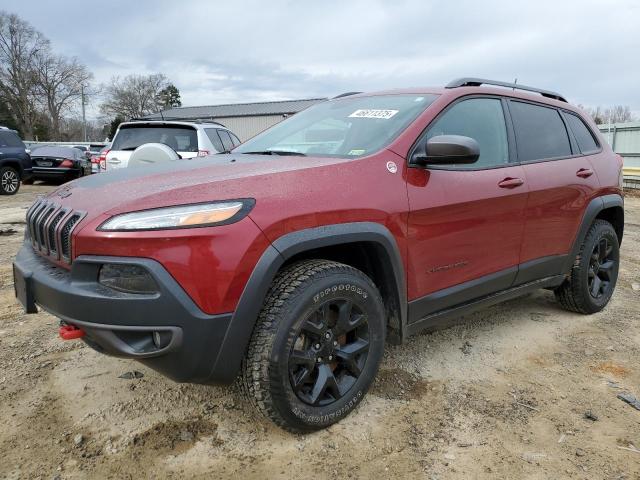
[13,78,624,432]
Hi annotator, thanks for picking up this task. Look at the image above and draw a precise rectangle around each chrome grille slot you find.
[37,206,56,251]
[28,201,47,244]
[60,214,81,260]
[47,211,66,254]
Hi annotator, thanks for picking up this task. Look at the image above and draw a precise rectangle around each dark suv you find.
[0,127,32,195]
[13,78,623,432]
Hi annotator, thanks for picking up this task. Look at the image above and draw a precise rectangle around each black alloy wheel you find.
[587,236,616,299]
[289,298,369,406]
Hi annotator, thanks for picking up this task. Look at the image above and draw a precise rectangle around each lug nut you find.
[333,340,338,347]
[317,357,322,363]
[314,343,321,349]
[328,355,333,361]
[325,332,331,339]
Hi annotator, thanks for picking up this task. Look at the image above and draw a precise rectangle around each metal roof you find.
[142,98,326,120]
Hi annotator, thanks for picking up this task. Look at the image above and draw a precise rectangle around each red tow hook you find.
[59,324,85,340]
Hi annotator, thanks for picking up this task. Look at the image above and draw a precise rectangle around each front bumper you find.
[13,243,233,383]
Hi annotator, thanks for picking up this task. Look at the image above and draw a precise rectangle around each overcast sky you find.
[2,0,639,119]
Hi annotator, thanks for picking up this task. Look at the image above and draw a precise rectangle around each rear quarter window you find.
[565,112,599,154]
[509,101,572,162]
[217,130,235,152]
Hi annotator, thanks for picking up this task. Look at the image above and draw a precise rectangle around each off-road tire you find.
[240,259,385,433]
[0,166,20,195]
[555,220,619,314]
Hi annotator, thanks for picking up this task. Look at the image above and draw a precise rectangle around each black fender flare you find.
[562,193,624,273]
[0,157,24,175]
[208,222,406,383]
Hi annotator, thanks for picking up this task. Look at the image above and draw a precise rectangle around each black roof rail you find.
[333,91,363,99]
[445,77,567,103]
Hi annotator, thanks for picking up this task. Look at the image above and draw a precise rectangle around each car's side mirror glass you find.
[411,135,480,166]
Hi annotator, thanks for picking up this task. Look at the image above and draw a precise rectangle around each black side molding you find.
[208,222,406,383]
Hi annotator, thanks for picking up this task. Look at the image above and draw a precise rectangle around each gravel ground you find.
[1,183,639,479]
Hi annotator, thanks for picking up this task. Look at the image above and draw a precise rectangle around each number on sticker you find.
[348,109,399,119]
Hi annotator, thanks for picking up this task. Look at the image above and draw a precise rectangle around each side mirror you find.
[411,135,479,166]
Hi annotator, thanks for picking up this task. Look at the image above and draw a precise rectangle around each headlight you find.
[98,199,254,231]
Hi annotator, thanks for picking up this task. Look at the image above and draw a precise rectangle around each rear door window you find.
[217,130,235,152]
[509,101,572,161]
[205,129,225,152]
[564,112,599,154]
[0,131,25,148]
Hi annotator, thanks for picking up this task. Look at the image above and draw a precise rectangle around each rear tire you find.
[555,220,619,314]
[0,166,20,195]
[240,259,385,433]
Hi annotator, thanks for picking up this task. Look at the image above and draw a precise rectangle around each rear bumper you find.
[13,243,234,384]
[32,167,78,178]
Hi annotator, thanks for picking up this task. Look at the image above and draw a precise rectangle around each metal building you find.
[598,122,640,188]
[141,98,326,141]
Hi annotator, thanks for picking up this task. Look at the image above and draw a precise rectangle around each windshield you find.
[112,125,198,152]
[234,94,438,157]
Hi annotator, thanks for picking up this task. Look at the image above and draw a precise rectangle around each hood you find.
[45,153,348,218]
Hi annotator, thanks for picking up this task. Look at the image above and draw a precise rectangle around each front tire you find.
[0,166,20,195]
[241,260,386,433]
[555,220,619,314]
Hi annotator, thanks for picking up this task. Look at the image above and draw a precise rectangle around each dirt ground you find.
[1,184,639,479]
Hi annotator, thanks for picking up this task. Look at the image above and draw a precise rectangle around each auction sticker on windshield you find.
[349,109,399,119]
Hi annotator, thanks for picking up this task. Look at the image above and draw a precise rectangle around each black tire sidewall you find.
[269,271,385,431]
[0,167,20,195]
[576,223,619,311]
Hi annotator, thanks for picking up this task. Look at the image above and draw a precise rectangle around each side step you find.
[406,275,565,337]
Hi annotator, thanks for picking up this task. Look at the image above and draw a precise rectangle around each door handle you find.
[498,177,524,188]
[576,168,594,178]
[108,158,121,164]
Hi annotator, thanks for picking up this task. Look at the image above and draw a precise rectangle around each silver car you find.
[104,121,241,170]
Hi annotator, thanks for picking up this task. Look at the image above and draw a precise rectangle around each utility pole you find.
[81,84,87,142]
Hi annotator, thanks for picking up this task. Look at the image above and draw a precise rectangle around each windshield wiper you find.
[242,150,306,156]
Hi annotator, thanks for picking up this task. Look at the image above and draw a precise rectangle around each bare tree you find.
[100,74,170,119]
[0,11,49,139]
[35,53,92,140]
[579,104,636,125]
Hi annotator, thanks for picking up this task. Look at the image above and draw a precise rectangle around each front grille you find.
[25,199,85,264]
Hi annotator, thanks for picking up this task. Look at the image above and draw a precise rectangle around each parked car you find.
[0,126,32,195]
[104,121,241,170]
[91,145,110,174]
[13,78,623,433]
[70,145,92,160]
[30,146,91,182]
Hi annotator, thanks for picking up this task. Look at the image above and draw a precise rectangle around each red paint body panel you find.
[518,156,600,262]
[406,165,528,298]
[35,85,622,317]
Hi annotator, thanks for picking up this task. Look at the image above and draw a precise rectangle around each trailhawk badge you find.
[386,161,398,174]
